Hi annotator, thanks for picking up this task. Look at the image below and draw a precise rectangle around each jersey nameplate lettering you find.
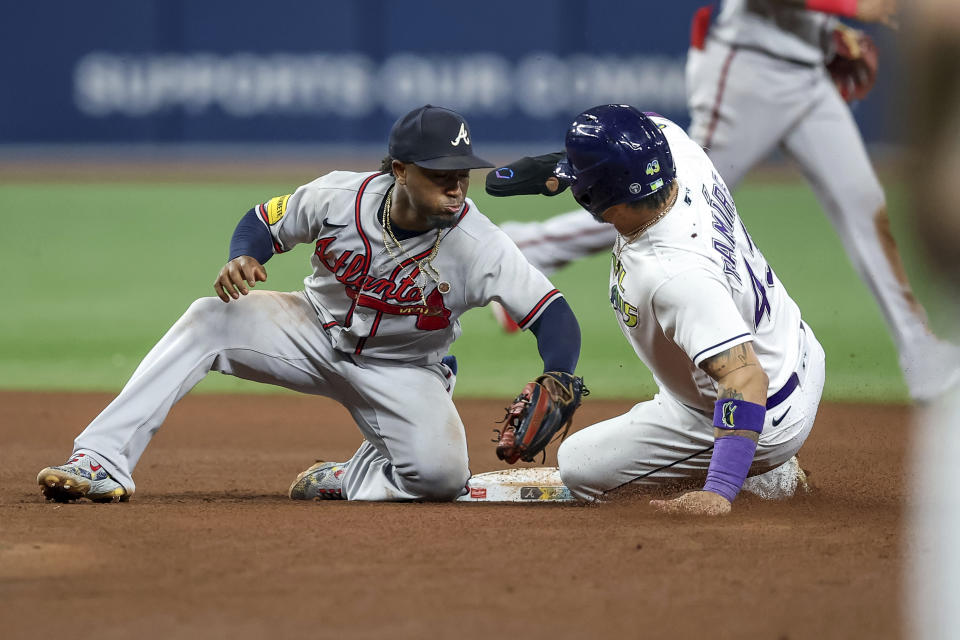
[704,179,742,288]
[705,175,775,330]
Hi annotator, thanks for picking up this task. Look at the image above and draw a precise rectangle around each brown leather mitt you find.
[827,24,879,103]
[495,372,587,464]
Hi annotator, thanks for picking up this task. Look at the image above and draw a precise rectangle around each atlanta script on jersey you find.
[255,171,563,364]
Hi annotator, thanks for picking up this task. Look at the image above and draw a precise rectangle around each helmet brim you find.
[554,158,578,184]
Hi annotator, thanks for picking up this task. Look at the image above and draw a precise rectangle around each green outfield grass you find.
[0,176,948,403]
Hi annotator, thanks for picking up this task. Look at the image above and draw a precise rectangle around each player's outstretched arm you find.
[651,342,769,516]
[484,152,568,197]
[214,256,267,302]
[493,299,586,464]
[528,297,581,374]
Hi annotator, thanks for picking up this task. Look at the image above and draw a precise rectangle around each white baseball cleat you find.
[288,461,347,500]
[741,456,810,501]
[37,453,129,503]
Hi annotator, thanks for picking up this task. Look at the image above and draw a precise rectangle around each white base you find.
[457,467,574,502]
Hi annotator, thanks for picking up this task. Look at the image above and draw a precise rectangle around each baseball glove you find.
[494,372,588,464]
[827,24,879,103]
[485,152,569,197]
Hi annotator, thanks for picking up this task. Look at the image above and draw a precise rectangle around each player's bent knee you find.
[182,296,228,323]
[557,438,604,501]
[399,462,469,501]
[180,296,246,336]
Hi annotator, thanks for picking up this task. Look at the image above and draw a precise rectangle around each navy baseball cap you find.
[388,105,494,170]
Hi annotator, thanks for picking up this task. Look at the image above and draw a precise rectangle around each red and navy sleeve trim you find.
[517,289,562,329]
[528,297,580,373]
[256,203,286,254]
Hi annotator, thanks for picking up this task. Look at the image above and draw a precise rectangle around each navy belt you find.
[766,372,799,410]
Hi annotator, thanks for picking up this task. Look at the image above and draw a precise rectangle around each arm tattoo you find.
[717,385,744,400]
[701,344,751,380]
[701,342,767,410]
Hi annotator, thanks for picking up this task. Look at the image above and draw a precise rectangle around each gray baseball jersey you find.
[261,171,562,363]
[68,170,565,501]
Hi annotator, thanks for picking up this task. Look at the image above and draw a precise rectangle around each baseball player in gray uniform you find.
[491,0,960,403]
[546,105,825,515]
[37,105,582,503]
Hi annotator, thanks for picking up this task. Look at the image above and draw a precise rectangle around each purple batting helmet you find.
[555,105,676,221]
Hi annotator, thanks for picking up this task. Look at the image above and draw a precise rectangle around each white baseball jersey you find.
[711,0,836,64]
[257,171,562,364]
[610,117,804,412]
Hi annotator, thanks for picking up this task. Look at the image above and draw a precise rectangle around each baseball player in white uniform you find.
[491,0,960,403]
[37,105,583,503]
[545,105,824,515]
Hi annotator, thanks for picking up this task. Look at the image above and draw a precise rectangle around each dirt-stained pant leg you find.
[72,291,342,494]
[689,41,940,380]
[779,79,932,356]
[558,328,825,501]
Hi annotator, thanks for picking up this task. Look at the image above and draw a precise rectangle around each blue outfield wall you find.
[1,1,900,148]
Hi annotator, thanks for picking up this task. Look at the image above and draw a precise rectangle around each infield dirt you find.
[1,391,906,639]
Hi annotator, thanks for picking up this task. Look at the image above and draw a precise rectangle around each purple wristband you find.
[713,398,765,433]
[703,434,758,502]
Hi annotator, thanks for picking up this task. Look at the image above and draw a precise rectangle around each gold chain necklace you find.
[614,185,680,268]
[381,188,451,307]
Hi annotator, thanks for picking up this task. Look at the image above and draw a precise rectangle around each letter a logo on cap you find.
[450,123,470,147]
